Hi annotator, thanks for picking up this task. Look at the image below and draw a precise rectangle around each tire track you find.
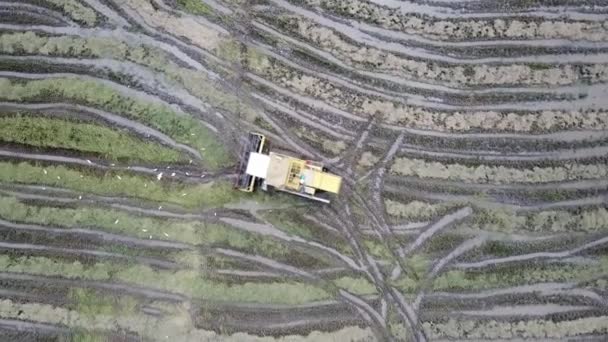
[219,217,363,271]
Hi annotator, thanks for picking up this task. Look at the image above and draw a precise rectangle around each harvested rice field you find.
[0,0,607,341]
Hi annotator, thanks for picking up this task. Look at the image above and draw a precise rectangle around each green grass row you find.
[0,77,229,169]
[0,255,330,305]
[69,288,138,318]
[0,115,184,163]
[176,0,213,15]
[0,196,310,263]
[0,32,262,132]
[0,161,238,208]
[0,195,377,296]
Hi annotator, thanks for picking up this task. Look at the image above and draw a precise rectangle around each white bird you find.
[157,172,163,180]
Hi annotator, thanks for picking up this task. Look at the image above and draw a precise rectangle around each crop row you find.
[308,0,608,41]
[0,196,327,266]
[0,297,375,341]
[391,157,608,184]
[0,115,184,163]
[470,207,608,233]
[423,316,608,339]
[0,31,261,130]
[0,161,238,208]
[0,76,228,168]
[0,254,331,304]
[386,197,608,233]
[119,0,225,53]
[433,257,608,291]
[385,199,455,222]
[43,0,97,26]
[267,14,608,86]
[251,51,608,132]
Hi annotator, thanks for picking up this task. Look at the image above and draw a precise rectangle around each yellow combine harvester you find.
[235,133,342,203]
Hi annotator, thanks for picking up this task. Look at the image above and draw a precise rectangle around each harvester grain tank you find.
[235,133,342,203]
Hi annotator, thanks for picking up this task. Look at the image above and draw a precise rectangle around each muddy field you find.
[0,0,607,341]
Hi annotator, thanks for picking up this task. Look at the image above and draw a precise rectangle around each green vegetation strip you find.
[333,277,376,296]
[0,77,228,169]
[0,196,303,262]
[471,207,608,233]
[176,0,212,15]
[0,298,376,341]
[43,0,97,25]
[0,255,330,305]
[0,115,183,163]
[433,257,608,291]
[0,162,239,208]
[0,32,261,133]
[69,288,138,318]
